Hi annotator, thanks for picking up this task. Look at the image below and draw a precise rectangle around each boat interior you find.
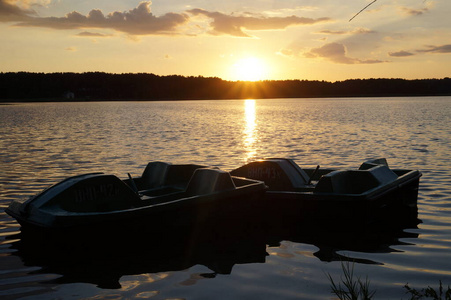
[231,158,418,195]
[126,162,262,206]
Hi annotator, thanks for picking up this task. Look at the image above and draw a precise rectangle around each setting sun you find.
[231,57,267,81]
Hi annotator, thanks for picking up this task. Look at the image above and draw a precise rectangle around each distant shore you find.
[1,72,450,102]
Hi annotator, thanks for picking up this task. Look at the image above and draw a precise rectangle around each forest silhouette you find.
[1,72,450,101]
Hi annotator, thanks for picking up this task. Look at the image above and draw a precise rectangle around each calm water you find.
[0,97,450,299]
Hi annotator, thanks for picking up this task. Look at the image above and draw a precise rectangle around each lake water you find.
[0,97,450,299]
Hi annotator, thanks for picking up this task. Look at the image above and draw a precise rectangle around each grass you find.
[326,261,376,300]
[404,281,451,300]
[326,261,451,300]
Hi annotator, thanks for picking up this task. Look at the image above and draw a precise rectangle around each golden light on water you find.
[243,99,257,162]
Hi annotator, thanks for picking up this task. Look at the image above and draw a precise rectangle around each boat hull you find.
[9,188,267,236]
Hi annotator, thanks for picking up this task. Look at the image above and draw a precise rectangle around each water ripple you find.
[0,98,450,299]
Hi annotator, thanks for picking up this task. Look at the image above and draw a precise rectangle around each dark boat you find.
[231,158,421,229]
[6,162,267,233]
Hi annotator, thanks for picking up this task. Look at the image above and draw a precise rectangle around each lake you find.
[1,97,450,299]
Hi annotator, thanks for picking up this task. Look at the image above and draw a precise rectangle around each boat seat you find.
[138,164,206,195]
[314,165,398,195]
[139,162,171,190]
[230,158,309,191]
[359,158,389,170]
[185,168,236,196]
[164,164,206,189]
[139,169,237,206]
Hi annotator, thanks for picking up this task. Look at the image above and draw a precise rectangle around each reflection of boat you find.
[6,162,267,232]
[8,206,419,290]
[265,216,420,265]
[10,220,269,289]
[231,158,421,229]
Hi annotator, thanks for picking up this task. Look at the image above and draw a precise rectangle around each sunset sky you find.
[1,0,450,81]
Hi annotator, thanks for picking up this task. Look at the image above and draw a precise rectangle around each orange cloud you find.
[2,1,331,37]
[76,31,111,37]
[188,8,331,37]
[7,1,189,35]
[305,42,387,64]
[317,28,375,35]
[0,0,35,21]
[399,7,429,16]
[388,50,414,57]
[418,44,451,54]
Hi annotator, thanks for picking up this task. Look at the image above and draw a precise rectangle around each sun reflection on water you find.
[243,99,257,162]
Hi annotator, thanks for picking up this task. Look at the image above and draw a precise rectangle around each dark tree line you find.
[0,72,450,101]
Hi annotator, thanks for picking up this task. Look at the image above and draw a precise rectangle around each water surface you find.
[1,97,450,299]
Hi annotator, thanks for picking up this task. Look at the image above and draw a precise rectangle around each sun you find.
[231,57,267,81]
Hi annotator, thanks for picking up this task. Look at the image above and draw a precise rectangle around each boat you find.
[6,162,267,233]
[231,158,422,229]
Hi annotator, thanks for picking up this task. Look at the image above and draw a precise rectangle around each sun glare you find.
[232,57,267,81]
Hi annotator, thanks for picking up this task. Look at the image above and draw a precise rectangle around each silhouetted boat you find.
[231,158,421,229]
[6,162,267,233]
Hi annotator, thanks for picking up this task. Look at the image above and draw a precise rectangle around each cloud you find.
[388,50,414,57]
[399,7,429,16]
[187,8,331,37]
[0,0,36,21]
[10,0,52,8]
[385,43,451,60]
[2,1,334,38]
[76,31,110,37]
[277,48,295,58]
[305,42,387,64]
[9,1,190,35]
[2,1,330,37]
[262,6,319,16]
[317,27,374,35]
[417,44,451,54]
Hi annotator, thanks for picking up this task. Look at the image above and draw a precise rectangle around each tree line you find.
[1,72,450,101]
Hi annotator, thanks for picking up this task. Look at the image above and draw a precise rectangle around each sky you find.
[1,0,450,81]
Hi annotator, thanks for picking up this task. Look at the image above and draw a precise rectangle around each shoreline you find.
[1,94,451,103]
[1,73,450,102]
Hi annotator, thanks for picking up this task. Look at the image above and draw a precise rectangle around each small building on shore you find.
[63,91,75,100]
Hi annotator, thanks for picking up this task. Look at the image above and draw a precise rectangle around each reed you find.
[404,281,451,300]
[326,261,376,300]
[327,261,451,300]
